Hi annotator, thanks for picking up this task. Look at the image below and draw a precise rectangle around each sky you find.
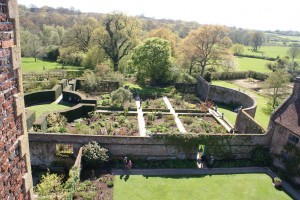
[17,0,300,31]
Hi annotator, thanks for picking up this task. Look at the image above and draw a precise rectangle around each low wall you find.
[77,79,120,92]
[28,133,272,166]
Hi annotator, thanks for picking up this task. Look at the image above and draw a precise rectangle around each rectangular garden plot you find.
[179,115,227,134]
[168,94,211,113]
[69,112,139,136]
[141,98,169,111]
[144,113,178,134]
[97,93,137,110]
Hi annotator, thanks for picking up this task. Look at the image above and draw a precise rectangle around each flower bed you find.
[179,115,226,133]
[168,94,211,112]
[142,98,167,109]
[68,112,139,136]
[144,113,178,133]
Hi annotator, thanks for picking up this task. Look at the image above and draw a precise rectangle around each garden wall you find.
[28,133,272,166]
[235,110,265,134]
[76,79,120,92]
[25,110,36,131]
[197,76,210,100]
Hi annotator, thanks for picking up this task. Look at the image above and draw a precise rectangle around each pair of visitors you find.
[123,157,133,172]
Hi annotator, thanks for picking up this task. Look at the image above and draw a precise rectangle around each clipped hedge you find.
[33,115,48,132]
[60,104,96,122]
[52,84,62,100]
[69,79,77,91]
[24,90,56,106]
[211,71,249,80]
[175,109,207,114]
[26,110,36,130]
[236,53,277,61]
[248,71,269,81]
[62,91,84,103]
[59,79,68,90]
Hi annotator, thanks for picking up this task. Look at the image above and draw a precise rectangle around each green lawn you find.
[237,57,271,73]
[114,174,291,200]
[212,81,270,129]
[26,102,74,118]
[216,103,237,125]
[21,57,84,72]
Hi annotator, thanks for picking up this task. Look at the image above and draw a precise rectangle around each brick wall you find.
[0,0,33,199]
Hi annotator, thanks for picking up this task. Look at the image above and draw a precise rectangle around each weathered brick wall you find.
[0,0,33,199]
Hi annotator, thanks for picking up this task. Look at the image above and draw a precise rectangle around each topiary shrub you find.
[111,87,133,106]
[82,141,109,168]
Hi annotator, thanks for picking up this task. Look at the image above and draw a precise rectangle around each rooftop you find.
[275,99,300,135]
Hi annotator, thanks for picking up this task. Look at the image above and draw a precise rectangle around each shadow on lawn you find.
[120,174,130,182]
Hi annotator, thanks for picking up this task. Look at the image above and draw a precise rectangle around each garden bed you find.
[68,112,139,136]
[141,98,167,109]
[144,113,178,133]
[98,93,137,109]
[168,94,211,112]
[179,115,227,133]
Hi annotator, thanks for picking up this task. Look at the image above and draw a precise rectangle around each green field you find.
[26,102,74,118]
[114,174,291,200]
[212,81,270,129]
[21,57,84,72]
[237,57,271,72]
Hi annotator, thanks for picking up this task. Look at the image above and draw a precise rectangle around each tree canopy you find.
[131,37,173,85]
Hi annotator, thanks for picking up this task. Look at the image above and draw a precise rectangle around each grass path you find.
[114,174,291,200]
[212,81,270,129]
[26,102,74,118]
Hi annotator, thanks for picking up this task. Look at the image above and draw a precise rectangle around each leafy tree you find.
[82,141,109,167]
[231,43,245,55]
[131,37,173,85]
[184,25,233,76]
[111,87,133,105]
[64,17,98,53]
[250,31,265,51]
[35,172,64,200]
[179,37,198,74]
[264,70,290,108]
[94,12,141,71]
[287,45,300,61]
[266,57,290,72]
[22,33,43,62]
[147,27,180,57]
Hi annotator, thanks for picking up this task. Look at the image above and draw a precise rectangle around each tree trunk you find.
[34,56,37,62]
[113,60,118,72]
[189,63,193,74]
[200,65,205,77]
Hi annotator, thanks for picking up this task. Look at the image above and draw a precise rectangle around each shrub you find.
[47,113,67,132]
[251,145,272,166]
[106,181,114,188]
[147,113,156,121]
[111,87,133,106]
[35,171,64,199]
[82,141,109,168]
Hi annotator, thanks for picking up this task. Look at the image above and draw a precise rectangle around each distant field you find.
[237,57,271,73]
[21,57,84,72]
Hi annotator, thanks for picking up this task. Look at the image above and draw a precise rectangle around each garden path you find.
[136,101,146,136]
[163,96,187,133]
[209,109,234,132]
[54,94,63,103]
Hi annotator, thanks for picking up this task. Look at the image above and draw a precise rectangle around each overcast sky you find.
[18,0,300,31]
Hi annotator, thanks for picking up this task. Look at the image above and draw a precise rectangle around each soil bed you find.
[144,113,178,133]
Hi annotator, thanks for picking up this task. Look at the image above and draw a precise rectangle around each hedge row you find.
[175,109,207,114]
[60,104,96,122]
[97,106,136,111]
[236,53,277,61]
[26,110,36,131]
[24,90,56,106]
[210,71,269,81]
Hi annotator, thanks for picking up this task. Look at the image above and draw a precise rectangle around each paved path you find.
[163,96,186,133]
[112,167,300,199]
[136,101,146,136]
[54,94,63,103]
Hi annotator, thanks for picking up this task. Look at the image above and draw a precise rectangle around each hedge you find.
[33,115,48,132]
[210,71,269,81]
[24,90,56,106]
[59,79,68,90]
[26,110,36,130]
[60,103,96,122]
[236,53,277,61]
[97,106,136,111]
[52,84,62,100]
[69,79,77,91]
[62,91,84,103]
[142,108,170,112]
[175,109,207,114]
[175,83,198,94]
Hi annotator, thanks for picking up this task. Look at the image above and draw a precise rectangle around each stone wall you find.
[0,1,33,198]
[28,133,272,167]
[197,76,210,100]
[235,110,264,134]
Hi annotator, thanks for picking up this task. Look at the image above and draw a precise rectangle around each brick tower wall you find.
[0,0,33,199]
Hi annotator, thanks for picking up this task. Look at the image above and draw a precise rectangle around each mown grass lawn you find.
[212,81,270,129]
[114,174,291,200]
[237,57,271,73]
[26,102,74,118]
[21,57,84,72]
